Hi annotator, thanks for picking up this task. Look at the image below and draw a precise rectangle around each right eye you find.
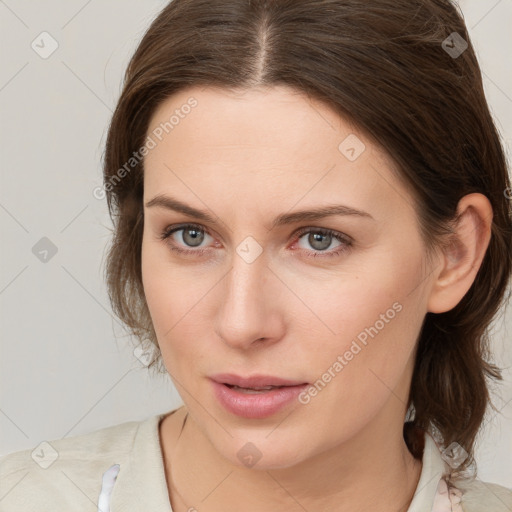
[160,223,215,256]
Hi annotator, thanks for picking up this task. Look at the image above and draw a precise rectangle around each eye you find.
[293,227,353,258]
[159,223,214,256]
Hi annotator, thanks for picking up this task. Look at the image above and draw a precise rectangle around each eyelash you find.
[159,223,353,259]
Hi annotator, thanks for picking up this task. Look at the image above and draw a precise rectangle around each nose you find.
[214,251,285,350]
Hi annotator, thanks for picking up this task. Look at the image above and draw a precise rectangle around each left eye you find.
[297,229,340,250]
[293,227,352,258]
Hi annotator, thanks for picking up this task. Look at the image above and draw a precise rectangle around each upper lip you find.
[210,373,308,388]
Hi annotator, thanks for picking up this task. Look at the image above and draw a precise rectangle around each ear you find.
[427,193,493,314]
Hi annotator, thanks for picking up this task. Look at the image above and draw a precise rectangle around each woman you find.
[1,1,511,511]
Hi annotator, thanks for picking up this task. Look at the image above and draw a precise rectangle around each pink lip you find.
[209,374,309,419]
[210,373,308,388]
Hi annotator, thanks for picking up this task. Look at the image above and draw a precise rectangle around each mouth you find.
[223,383,287,393]
[209,373,310,419]
[210,373,309,389]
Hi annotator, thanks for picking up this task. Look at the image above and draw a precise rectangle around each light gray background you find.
[1,0,511,486]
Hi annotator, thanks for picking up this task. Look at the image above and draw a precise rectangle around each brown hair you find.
[102,0,512,479]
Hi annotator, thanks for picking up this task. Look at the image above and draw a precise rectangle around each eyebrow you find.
[145,194,374,230]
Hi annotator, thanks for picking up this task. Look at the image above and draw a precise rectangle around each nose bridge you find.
[215,242,278,348]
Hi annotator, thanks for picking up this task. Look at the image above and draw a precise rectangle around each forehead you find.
[147,84,361,160]
[143,85,416,221]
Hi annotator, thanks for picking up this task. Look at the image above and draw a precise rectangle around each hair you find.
[102,0,512,482]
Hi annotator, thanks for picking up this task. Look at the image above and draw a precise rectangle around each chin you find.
[211,430,310,471]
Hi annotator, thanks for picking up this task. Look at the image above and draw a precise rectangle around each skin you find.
[140,85,493,512]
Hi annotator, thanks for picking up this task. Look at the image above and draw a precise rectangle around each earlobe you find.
[427,193,493,314]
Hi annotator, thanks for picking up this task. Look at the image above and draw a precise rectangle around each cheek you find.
[295,244,427,394]
[141,235,214,362]
[293,284,423,446]
[300,245,425,342]
[141,236,180,343]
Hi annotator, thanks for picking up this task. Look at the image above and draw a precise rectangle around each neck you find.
[160,406,423,512]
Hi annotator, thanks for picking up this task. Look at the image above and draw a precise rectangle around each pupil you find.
[310,232,330,250]
[184,228,204,247]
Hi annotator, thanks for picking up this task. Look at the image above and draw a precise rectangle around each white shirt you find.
[1,408,510,511]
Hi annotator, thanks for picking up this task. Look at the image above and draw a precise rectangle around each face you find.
[141,85,436,469]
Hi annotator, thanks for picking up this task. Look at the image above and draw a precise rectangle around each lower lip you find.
[210,380,309,419]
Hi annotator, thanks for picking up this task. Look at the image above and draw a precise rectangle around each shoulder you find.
[0,416,151,512]
[0,417,142,475]
[457,478,512,512]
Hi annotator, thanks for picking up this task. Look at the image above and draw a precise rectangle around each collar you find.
[407,431,451,511]
[110,411,172,511]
